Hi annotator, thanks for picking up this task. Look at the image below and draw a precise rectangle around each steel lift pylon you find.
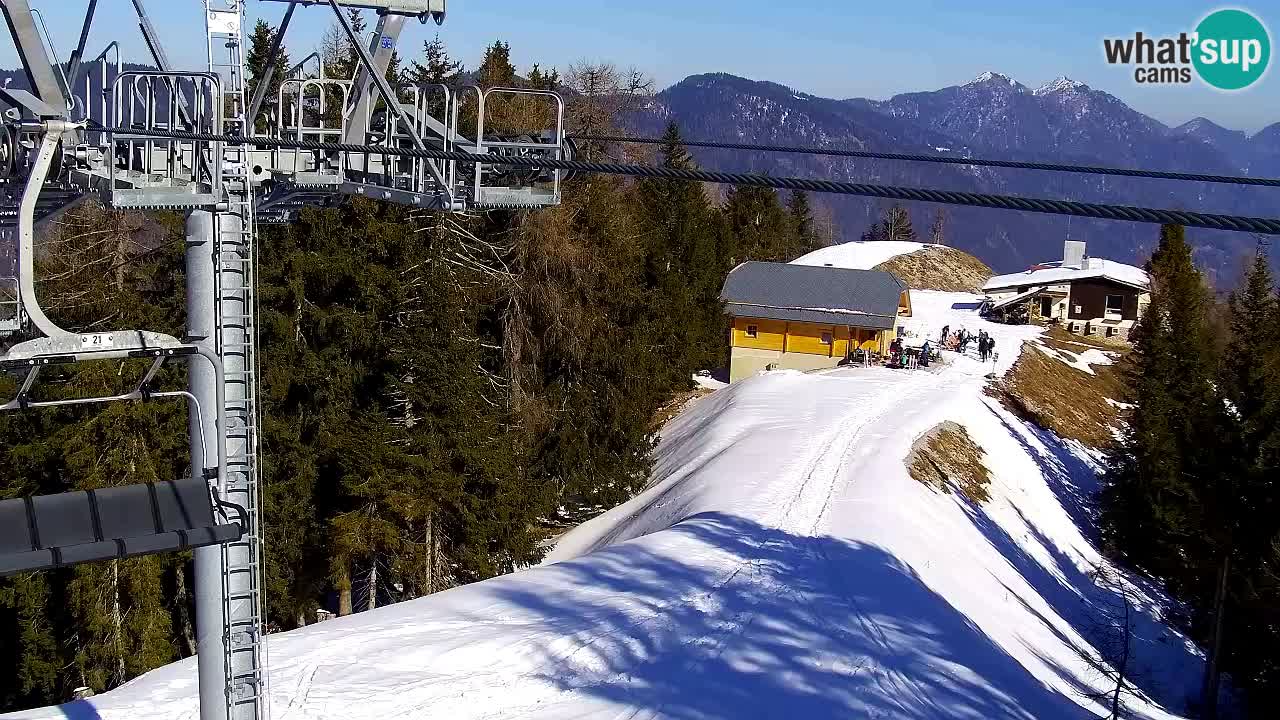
[0,1,569,719]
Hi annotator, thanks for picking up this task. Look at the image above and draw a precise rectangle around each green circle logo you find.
[1192,9,1271,90]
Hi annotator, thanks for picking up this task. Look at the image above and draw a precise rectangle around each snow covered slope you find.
[791,240,928,270]
[6,293,1203,720]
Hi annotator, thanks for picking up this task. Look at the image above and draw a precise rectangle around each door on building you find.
[1039,296,1053,318]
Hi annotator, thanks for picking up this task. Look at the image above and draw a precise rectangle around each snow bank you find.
[692,372,728,391]
[7,293,1202,720]
[791,241,929,270]
[1035,342,1116,376]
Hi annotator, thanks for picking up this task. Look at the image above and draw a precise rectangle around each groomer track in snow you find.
[7,293,1205,720]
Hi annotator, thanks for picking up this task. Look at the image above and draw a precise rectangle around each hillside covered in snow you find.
[6,293,1204,720]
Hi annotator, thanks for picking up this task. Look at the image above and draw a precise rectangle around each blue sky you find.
[4,1,1276,133]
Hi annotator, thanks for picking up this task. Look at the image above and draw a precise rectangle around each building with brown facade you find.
[981,240,1149,342]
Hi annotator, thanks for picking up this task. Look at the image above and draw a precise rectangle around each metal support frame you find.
[131,0,199,132]
[0,0,70,109]
[65,0,100,92]
[105,70,224,209]
[261,0,445,22]
[16,121,73,337]
[341,11,404,152]
[327,0,450,197]
[188,208,231,720]
[466,86,565,207]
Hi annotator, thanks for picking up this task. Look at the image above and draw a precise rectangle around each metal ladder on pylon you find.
[207,3,268,719]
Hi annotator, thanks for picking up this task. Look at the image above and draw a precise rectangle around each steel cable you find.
[571,133,1280,189]
[109,127,1280,235]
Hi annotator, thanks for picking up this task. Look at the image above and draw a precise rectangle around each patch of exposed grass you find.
[651,386,714,432]
[874,245,993,293]
[1040,325,1123,352]
[907,421,991,504]
[988,336,1130,448]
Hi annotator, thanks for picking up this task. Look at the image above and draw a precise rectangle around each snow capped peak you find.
[1177,116,1230,134]
[964,72,1029,94]
[970,71,1014,85]
[1034,76,1089,95]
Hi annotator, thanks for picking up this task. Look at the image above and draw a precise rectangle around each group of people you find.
[938,325,997,363]
[886,337,933,369]
[976,332,996,362]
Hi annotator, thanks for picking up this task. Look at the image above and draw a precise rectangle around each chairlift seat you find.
[0,477,242,576]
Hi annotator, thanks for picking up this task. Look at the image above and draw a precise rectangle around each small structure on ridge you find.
[982,240,1149,342]
[720,261,912,382]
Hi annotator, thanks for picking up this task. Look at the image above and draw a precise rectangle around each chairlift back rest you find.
[0,477,242,577]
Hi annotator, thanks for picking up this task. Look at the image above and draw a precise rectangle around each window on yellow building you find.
[746,324,758,338]
[820,331,833,345]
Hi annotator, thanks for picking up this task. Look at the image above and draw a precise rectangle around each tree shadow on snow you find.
[962,406,1202,714]
[478,512,1093,720]
[989,405,1101,540]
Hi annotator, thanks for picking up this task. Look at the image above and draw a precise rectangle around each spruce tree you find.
[407,34,463,119]
[636,123,725,385]
[409,34,464,86]
[1100,226,1244,716]
[1101,223,1225,588]
[787,190,822,258]
[476,41,517,88]
[526,64,560,90]
[722,185,791,263]
[1215,246,1280,712]
[244,19,290,132]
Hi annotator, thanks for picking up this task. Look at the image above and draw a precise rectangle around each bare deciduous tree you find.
[1076,566,1146,720]
[929,208,948,246]
[562,62,653,159]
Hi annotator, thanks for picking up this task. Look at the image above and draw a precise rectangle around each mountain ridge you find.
[630,71,1276,279]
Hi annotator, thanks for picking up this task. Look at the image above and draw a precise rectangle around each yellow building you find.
[720,261,912,382]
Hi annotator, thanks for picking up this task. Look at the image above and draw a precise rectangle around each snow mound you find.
[791,241,929,271]
[9,294,1202,720]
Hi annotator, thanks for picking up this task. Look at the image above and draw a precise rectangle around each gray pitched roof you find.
[720,261,907,330]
